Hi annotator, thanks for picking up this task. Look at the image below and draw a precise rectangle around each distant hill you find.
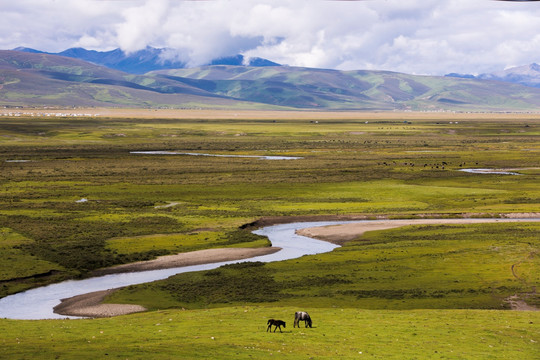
[446,63,540,89]
[3,50,540,111]
[154,65,540,111]
[477,63,540,88]
[0,50,258,109]
[209,54,280,67]
[445,73,476,79]
[13,47,187,75]
[13,47,279,74]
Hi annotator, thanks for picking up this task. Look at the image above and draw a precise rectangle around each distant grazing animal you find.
[294,311,312,328]
[267,319,286,333]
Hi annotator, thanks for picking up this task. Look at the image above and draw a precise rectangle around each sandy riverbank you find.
[53,289,147,318]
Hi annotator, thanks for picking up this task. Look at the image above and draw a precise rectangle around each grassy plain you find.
[109,222,540,311]
[1,307,538,359]
[0,110,539,359]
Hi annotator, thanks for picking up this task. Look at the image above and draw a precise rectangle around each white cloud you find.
[116,0,171,53]
[2,0,540,75]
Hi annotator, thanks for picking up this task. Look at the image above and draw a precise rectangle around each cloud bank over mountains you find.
[2,0,540,75]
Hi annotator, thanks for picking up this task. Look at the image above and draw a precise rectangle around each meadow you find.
[0,110,538,359]
[1,307,537,359]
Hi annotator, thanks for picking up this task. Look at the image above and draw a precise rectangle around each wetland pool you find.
[459,168,522,175]
[130,151,303,160]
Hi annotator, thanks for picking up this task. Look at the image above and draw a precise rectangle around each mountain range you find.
[2,47,540,111]
[12,47,279,74]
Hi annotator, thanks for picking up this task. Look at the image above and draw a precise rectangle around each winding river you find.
[1,218,537,320]
[0,221,351,320]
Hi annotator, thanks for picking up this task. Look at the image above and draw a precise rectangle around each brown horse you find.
[267,319,286,332]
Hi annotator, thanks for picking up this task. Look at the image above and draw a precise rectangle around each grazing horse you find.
[267,319,286,333]
[294,311,312,328]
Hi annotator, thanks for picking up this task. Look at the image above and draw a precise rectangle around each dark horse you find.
[294,311,312,328]
[267,319,286,333]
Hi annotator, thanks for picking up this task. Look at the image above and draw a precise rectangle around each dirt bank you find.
[505,295,539,311]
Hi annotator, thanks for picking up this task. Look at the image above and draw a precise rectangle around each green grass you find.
[0,228,63,280]
[0,113,538,358]
[108,222,539,311]
[0,228,67,297]
[0,115,538,293]
[0,307,538,359]
[106,230,270,255]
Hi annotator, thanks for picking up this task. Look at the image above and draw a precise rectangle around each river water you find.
[0,221,352,320]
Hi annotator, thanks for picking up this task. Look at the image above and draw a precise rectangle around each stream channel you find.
[0,221,353,320]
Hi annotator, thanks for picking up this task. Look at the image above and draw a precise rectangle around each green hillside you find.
[160,66,540,111]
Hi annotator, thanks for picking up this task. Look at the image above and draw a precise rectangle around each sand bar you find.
[92,247,280,276]
[297,217,540,244]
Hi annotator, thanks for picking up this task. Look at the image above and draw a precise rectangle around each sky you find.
[2,0,540,75]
